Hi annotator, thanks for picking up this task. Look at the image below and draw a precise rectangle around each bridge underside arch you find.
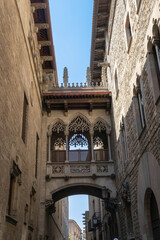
[52,185,105,202]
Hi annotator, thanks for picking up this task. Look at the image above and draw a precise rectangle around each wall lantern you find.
[102,186,110,199]
[93,216,98,226]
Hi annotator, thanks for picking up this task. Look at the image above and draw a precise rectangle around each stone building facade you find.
[88,0,160,240]
[69,219,82,240]
[0,0,160,240]
[0,0,67,240]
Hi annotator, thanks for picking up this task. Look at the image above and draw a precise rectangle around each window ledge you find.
[6,215,17,226]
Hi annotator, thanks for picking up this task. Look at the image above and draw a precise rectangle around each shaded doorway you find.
[150,192,160,240]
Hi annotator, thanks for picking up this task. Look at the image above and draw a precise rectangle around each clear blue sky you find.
[69,195,89,230]
[48,0,93,230]
[49,0,94,84]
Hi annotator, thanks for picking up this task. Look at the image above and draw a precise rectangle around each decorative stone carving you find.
[86,67,91,86]
[94,120,106,132]
[69,116,90,132]
[52,120,66,133]
[69,134,88,147]
[93,137,104,148]
[54,138,66,149]
[63,67,68,87]
[70,165,90,173]
[120,181,131,203]
[97,165,108,173]
[52,166,64,174]
[28,18,43,86]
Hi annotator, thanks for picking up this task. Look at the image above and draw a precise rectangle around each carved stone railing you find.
[46,161,115,178]
[49,81,107,90]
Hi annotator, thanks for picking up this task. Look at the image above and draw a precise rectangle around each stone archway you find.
[144,189,160,240]
[51,184,106,202]
[137,152,160,240]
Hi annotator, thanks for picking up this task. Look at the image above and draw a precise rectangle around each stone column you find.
[106,128,112,161]
[65,129,69,163]
[90,128,94,162]
[48,131,52,163]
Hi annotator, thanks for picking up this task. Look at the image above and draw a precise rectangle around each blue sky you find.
[69,195,89,230]
[49,0,94,84]
[48,0,93,230]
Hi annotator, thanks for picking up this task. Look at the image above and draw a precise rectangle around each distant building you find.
[69,219,82,240]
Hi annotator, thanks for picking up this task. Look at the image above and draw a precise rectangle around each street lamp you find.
[93,216,98,226]
[102,187,110,200]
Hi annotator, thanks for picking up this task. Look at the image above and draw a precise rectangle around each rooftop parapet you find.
[51,81,106,90]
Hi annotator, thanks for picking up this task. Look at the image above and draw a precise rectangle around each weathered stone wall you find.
[0,1,43,239]
[107,0,160,239]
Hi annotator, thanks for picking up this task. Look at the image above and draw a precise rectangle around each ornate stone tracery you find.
[69,134,88,147]
[54,138,66,149]
[93,136,104,149]
[94,120,107,132]
[69,116,90,133]
[52,120,66,133]
[70,165,90,173]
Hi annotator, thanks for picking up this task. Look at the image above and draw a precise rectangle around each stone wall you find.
[0,1,43,239]
[107,0,160,239]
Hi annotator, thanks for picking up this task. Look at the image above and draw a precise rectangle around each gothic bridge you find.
[43,78,116,213]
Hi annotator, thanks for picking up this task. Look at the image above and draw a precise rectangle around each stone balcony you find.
[46,160,115,179]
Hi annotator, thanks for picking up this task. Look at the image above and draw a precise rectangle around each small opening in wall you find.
[136,0,141,13]
[125,13,132,50]
[114,69,119,98]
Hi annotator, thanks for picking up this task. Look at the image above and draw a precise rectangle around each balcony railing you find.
[51,149,109,162]
[94,149,109,161]
[69,150,90,162]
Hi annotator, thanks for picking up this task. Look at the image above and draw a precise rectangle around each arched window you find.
[68,115,90,162]
[133,75,146,136]
[125,13,132,50]
[50,120,66,162]
[93,120,109,161]
[152,21,160,87]
[147,20,160,103]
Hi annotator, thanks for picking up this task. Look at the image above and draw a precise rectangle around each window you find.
[137,87,145,129]
[133,76,146,136]
[114,69,119,98]
[22,93,28,143]
[28,186,36,229]
[135,0,141,12]
[147,20,160,103]
[8,175,16,216]
[120,118,128,165]
[152,44,160,88]
[35,134,39,178]
[123,0,126,9]
[7,161,21,218]
[125,13,132,50]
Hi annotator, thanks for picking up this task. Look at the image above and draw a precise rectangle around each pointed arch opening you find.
[93,118,111,161]
[68,115,91,162]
